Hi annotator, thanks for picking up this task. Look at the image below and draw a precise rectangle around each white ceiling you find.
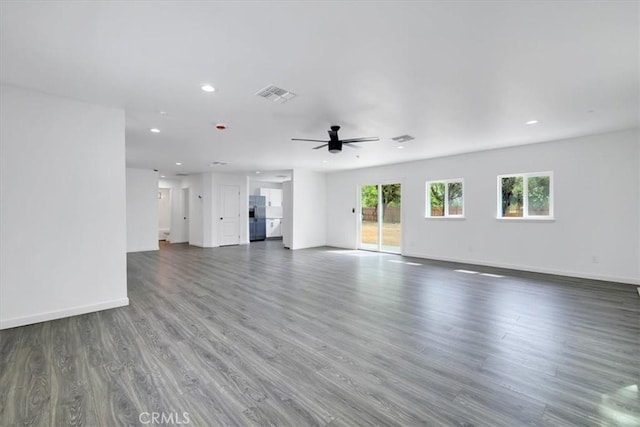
[1,1,638,178]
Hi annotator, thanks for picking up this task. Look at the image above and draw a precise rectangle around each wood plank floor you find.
[1,240,639,426]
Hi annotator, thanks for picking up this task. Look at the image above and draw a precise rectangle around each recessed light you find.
[176,162,182,166]
[255,171,261,174]
[150,128,160,133]
[159,111,168,116]
[160,175,166,178]
[526,120,539,125]
[397,145,405,149]
[201,84,215,93]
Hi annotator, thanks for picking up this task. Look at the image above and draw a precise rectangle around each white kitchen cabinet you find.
[266,219,282,238]
[260,187,283,238]
[269,188,282,207]
[259,188,283,207]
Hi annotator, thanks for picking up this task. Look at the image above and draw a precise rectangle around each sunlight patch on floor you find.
[455,269,479,274]
[480,273,505,278]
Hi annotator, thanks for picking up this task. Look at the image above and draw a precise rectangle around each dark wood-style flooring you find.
[1,241,639,426]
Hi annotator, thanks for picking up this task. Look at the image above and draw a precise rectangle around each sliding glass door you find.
[360,185,379,251]
[360,183,401,253]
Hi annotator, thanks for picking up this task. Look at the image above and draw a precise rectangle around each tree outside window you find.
[498,172,553,219]
[426,179,464,218]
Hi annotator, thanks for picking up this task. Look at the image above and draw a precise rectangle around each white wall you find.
[0,85,128,329]
[174,173,249,247]
[126,168,159,252]
[326,129,640,284]
[291,169,327,250]
[282,180,293,248]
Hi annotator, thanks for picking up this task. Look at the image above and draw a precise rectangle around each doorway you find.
[158,188,171,241]
[360,183,401,253]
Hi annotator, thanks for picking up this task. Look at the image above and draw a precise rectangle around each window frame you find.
[425,178,465,219]
[496,171,554,220]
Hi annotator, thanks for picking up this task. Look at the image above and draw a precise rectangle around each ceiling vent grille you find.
[176,173,190,177]
[255,85,296,103]
[210,161,228,166]
[391,135,415,143]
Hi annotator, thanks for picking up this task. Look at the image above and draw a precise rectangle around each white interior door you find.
[219,185,240,246]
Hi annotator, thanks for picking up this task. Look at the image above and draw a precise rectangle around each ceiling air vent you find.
[210,161,228,166]
[391,135,415,143]
[176,173,190,177]
[255,85,296,103]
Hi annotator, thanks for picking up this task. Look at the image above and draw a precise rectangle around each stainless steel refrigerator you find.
[249,195,266,241]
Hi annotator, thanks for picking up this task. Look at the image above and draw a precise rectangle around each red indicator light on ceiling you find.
[216,124,227,130]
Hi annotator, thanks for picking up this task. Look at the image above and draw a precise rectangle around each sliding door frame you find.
[357,180,403,254]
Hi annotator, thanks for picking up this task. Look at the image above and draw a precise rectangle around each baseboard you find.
[127,245,159,253]
[0,297,129,330]
[400,251,639,286]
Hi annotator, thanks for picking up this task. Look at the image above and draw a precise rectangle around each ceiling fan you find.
[292,125,379,153]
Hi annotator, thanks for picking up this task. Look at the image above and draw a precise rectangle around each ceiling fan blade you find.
[292,138,329,143]
[340,137,379,143]
[343,143,362,149]
[313,144,329,149]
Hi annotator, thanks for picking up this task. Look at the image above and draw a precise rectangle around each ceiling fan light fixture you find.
[391,134,415,143]
[292,125,379,154]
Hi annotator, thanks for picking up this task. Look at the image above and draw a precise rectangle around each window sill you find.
[496,217,555,222]
[425,216,466,220]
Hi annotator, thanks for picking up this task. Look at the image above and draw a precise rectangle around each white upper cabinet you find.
[259,188,283,207]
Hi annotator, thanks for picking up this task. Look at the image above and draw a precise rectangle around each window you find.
[426,179,464,217]
[498,172,553,219]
